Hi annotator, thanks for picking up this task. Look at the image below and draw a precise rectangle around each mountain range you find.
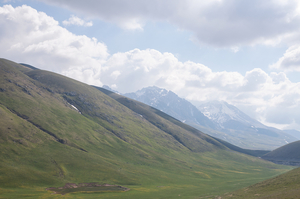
[125,86,297,150]
[0,58,292,198]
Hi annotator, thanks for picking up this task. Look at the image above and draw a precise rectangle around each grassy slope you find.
[263,140,300,160]
[261,140,300,166]
[0,59,292,198]
[217,166,300,199]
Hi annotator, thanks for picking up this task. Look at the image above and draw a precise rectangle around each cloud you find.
[242,68,268,91]
[100,48,300,130]
[271,45,300,71]
[0,4,108,86]
[63,15,93,27]
[39,0,300,48]
[2,4,300,130]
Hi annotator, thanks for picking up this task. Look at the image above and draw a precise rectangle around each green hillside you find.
[217,167,300,199]
[262,140,300,166]
[0,58,292,198]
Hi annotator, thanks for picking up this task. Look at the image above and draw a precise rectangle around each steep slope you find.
[262,140,300,166]
[0,58,292,198]
[218,167,300,199]
[198,101,297,150]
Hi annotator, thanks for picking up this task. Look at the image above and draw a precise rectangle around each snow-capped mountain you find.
[198,101,264,130]
[124,86,215,129]
[197,101,297,150]
[125,86,297,150]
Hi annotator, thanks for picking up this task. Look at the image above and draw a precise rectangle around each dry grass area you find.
[46,183,129,195]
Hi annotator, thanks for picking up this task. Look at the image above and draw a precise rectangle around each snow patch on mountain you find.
[198,101,262,128]
[124,86,215,129]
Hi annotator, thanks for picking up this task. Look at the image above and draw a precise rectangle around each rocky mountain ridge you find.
[124,86,297,150]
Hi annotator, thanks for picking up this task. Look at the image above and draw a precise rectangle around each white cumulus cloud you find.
[0,4,107,86]
[63,15,93,27]
[271,45,300,71]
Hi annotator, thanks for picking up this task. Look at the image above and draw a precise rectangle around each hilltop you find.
[262,140,300,166]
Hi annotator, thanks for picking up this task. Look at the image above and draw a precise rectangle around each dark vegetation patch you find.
[262,158,300,166]
[20,63,39,70]
[46,183,129,195]
[13,82,32,95]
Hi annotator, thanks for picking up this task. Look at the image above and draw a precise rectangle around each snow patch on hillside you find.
[68,102,81,114]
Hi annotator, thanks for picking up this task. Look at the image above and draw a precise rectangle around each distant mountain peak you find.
[135,86,170,97]
[124,86,215,129]
[198,100,262,128]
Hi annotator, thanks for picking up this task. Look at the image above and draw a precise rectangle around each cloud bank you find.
[1,4,300,130]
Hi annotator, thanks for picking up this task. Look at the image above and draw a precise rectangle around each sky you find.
[1,0,300,131]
